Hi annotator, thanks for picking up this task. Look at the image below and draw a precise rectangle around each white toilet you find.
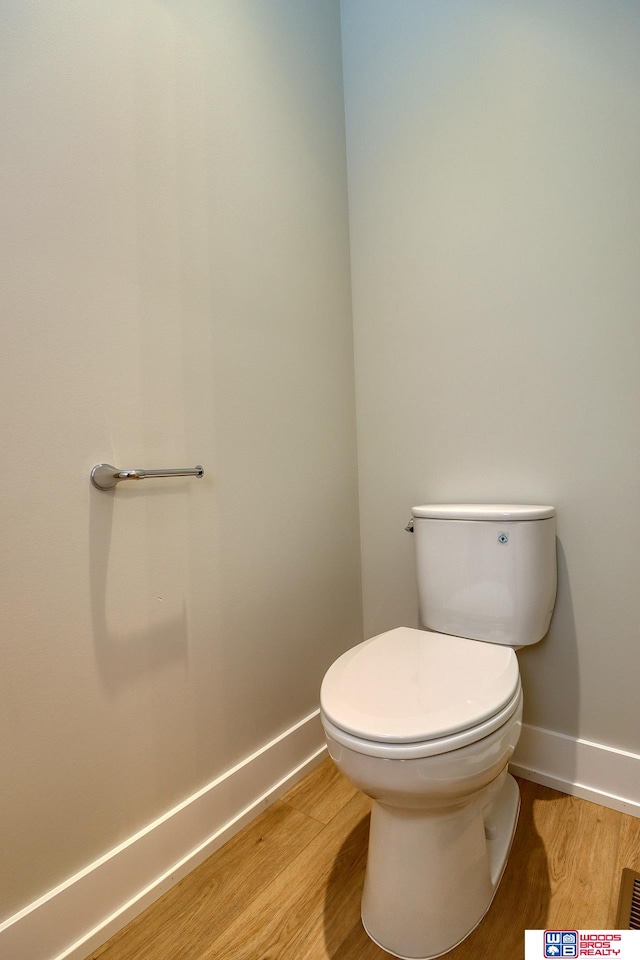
[320,504,557,960]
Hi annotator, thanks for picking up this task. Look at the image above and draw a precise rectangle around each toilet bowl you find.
[321,626,524,960]
[319,503,557,960]
[323,721,522,960]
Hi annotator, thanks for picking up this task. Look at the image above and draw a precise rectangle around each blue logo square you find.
[544,930,578,957]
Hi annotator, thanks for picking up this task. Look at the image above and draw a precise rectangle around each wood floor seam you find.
[279,798,330,826]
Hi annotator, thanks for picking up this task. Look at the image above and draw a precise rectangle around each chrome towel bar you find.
[91,463,204,491]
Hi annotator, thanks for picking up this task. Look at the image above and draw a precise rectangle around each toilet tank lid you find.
[411,504,555,521]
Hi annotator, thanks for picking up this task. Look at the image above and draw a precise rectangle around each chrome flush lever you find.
[91,463,204,490]
[405,518,414,533]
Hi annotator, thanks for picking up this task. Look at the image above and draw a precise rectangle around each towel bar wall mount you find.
[91,463,204,491]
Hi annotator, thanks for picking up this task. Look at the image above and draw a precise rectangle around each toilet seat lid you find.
[320,627,519,744]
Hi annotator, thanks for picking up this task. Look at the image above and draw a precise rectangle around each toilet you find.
[320,504,557,960]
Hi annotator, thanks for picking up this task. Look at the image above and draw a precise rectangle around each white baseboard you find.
[510,723,640,817]
[0,710,327,960]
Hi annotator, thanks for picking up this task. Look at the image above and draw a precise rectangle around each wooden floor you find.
[89,758,640,960]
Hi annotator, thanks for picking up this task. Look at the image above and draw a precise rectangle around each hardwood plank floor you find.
[609,812,640,923]
[88,758,640,960]
[88,801,324,960]
[280,752,358,824]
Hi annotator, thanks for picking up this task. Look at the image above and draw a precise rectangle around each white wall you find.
[341,0,640,753]
[0,0,361,922]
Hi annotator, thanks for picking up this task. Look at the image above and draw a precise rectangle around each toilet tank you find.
[412,504,557,647]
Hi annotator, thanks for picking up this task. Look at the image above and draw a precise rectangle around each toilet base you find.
[361,773,521,960]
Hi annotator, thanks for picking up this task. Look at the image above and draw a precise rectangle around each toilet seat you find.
[322,682,522,759]
[320,626,521,759]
